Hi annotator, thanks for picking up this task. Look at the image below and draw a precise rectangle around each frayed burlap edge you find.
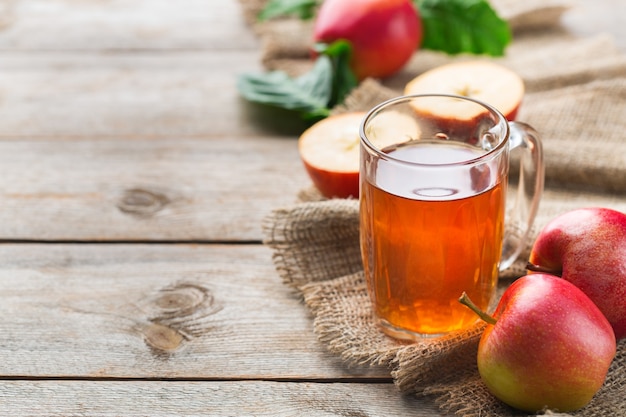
[262,199,362,290]
[301,271,406,367]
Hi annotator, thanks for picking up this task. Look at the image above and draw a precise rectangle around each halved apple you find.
[298,112,366,199]
[298,111,421,199]
[404,61,524,122]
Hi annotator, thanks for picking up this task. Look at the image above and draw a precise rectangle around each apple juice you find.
[360,141,506,337]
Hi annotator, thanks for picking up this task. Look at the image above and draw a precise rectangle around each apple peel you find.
[314,0,422,80]
[528,207,626,340]
[461,274,616,413]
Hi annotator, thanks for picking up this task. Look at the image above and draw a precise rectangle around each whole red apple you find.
[461,274,616,413]
[313,0,422,80]
[528,207,626,340]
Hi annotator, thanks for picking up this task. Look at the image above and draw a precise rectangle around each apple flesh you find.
[313,0,422,80]
[298,111,421,199]
[298,112,365,199]
[404,61,524,122]
[528,207,626,340]
[461,274,616,413]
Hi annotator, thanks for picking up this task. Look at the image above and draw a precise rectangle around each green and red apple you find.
[528,207,626,340]
[461,273,616,413]
[313,0,422,80]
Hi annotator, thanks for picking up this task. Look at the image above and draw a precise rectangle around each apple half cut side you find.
[298,111,421,199]
[404,61,525,123]
[298,112,366,199]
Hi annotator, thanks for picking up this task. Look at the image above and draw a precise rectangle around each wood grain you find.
[0,243,387,380]
[0,380,439,416]
[0,0,259,51]
[0,135,310,241]
[0,51,272,138]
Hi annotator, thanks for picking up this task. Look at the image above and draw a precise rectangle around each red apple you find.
[528,207,626,340]
[404,61,524,121]
[461,274,616,413]
[313,0,422,80]
[298,111,421,199]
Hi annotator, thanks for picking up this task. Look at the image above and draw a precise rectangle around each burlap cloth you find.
[240,0,626,415]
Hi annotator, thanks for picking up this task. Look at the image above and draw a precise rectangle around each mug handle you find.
[499,121,545,271]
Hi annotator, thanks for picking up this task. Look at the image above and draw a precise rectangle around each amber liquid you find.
[360,142,505,338]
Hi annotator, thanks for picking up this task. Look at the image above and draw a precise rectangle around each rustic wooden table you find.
[0,1,623,415]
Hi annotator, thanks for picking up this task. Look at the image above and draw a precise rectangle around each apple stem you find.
[526,262,563,277]
[458,292,497,325]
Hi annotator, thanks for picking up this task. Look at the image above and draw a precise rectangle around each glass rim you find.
[359,93,511,168]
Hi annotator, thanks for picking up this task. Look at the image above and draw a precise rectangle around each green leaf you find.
[314,40,358,108]
[237,40,357,121]
[414,0,511,56]
[237,55,334,119]
[258,0,320,21]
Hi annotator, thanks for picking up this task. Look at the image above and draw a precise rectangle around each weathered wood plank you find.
[0,0,621,54]
[0,0,258,51]
[0,243,386,380]
[0,135,310,241]
[0,380,440,416]
[0,0,302,139]
[0,51,292,138]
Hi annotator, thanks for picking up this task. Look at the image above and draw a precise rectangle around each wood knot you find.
[117,188,170,217]
[154,282,212,318]
[142,281,222,356]
[143,323,185,353]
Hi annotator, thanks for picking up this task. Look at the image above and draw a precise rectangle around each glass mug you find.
[359,94,544,340]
